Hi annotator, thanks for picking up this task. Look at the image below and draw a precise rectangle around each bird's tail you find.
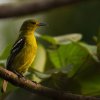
[1,80,8,93]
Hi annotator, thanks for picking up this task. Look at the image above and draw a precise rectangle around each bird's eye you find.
[31,22,36,25]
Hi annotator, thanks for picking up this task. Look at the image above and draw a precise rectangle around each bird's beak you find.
[37,22,46,26]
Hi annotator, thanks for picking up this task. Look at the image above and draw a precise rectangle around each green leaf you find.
[47,42,100,95]
[54,33,82,44]
[30,44,46,72]
[33,69,51,79]
[42,72,81,93]
[79,43,99,62]
[41,35,57,44]
[37,33,82,45]
[0,44,12,60]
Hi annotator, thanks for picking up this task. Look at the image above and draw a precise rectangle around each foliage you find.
[0,31,100,100]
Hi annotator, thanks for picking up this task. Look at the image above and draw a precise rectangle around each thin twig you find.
[0,67,99,100]
[0,0,82,19]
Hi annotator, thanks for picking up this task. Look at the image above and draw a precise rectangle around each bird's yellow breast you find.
[12,33,37,74]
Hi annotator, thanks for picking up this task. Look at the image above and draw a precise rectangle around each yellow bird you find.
[1,19,45,93]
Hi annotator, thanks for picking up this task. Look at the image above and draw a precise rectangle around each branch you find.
[0,67,100,100]
[0,0,82,19]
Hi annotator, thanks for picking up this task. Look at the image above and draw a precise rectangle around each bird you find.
[1,19,45,93]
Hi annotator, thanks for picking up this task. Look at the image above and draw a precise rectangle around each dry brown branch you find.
[0,0,82,19]
[0,67,100,100]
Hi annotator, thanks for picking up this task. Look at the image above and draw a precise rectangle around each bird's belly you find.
[12,45,37,74]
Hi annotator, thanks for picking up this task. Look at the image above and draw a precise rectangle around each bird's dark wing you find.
[7,37,25,70]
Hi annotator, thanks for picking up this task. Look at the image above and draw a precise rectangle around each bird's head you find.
[20,19,46,32]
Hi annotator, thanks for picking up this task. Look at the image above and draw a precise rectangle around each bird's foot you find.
[13,70,24,78]
[32,80,37,84]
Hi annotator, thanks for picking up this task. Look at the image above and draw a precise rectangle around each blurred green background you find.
[0,0,100,100]
[0,0,100,53]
